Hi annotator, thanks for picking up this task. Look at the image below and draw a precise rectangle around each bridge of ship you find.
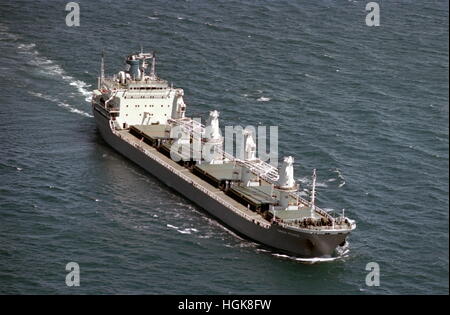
[102,77,170,90]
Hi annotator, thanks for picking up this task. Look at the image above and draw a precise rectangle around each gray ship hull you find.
[93,109,349,258]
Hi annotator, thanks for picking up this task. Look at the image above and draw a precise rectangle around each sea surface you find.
[0,0,448,294]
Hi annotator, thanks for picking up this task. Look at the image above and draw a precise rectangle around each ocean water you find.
[0,0,448,294]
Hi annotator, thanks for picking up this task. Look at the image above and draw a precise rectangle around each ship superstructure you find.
[92,51,356,258]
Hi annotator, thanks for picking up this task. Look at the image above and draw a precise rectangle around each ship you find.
[91,51,356,258]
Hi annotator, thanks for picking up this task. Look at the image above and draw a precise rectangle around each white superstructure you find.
[93,52,186,129]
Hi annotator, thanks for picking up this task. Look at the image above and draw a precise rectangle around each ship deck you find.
[122,125,330,224]
[117,129,271,226]
[194,163,242,181]
[270,207,316,221]
[227,185,276,209]
[130,124,171,140]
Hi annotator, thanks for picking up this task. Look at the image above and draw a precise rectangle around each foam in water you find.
[167,224,198,235]
[18,42,92,103]
[28,91,93,118]
[70,80,92,102]
[0,24,20,41]
[298,176,328,188]
[17,43,36,50]
[268,241,351,264]
[333,168,346,188]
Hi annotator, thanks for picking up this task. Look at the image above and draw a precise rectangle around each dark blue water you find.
[0,0,448,294]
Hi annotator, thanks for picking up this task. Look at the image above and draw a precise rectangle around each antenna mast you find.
[99,50,105,89]
[150,51,156,79]
[311,168,317,212]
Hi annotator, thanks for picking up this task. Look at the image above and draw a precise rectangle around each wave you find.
[0,23,19,41]
[70,80,92,102]
[28,91,93,118]
[17,42,92,103]
[17,43,36,50]
[264,241,351,264]
[332,168,346,188]
[301,169,346,189]
[298,176,328,188]
[167,224,199,235]
[272,253,346,264]
[257,96,271,102]
[58,102,93,118]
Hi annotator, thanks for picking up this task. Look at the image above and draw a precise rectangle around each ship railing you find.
[273,209,352,232]
[107,106,120,112]
[288,192,336,222]
[275,219,341,232]
[277,218,356,232]
[271,193,356,232]
[237,159,279,182]
[168,117,204,139]
[114,129,271,229]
